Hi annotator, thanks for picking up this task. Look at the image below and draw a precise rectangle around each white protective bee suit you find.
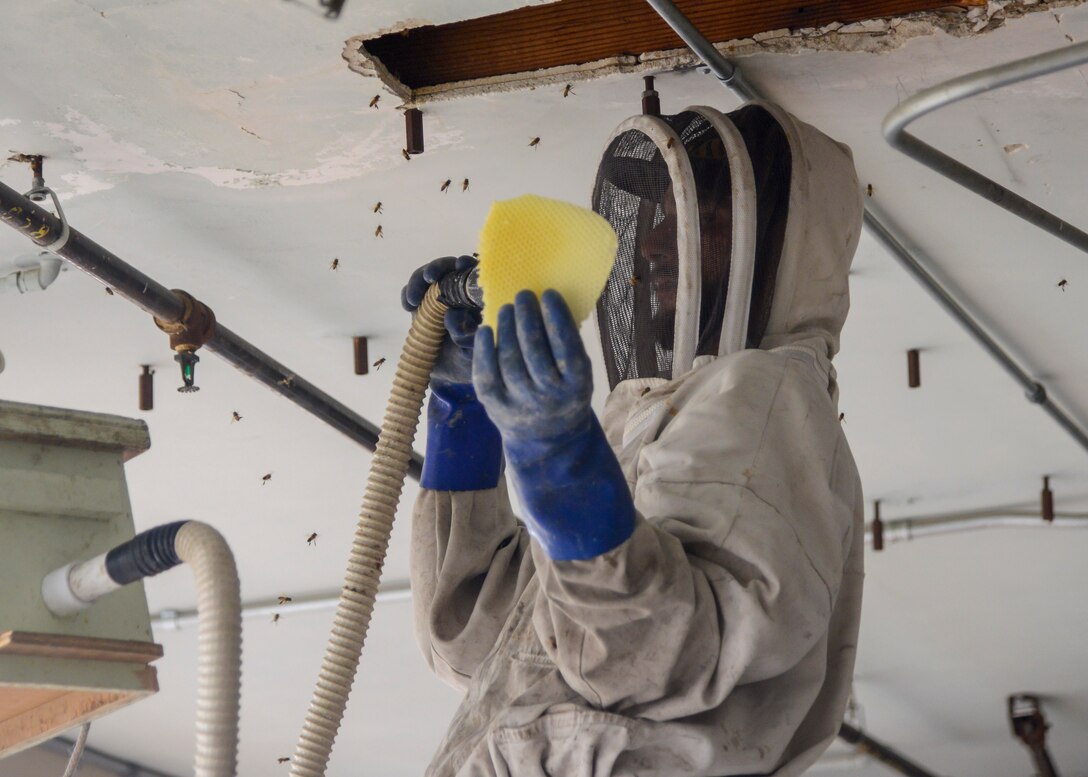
[411,100,865,777]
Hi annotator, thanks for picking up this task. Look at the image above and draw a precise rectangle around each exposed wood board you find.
[361,0,983,88]
[0,632,164,665]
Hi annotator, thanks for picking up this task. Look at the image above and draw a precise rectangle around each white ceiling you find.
[3,1,1088,776]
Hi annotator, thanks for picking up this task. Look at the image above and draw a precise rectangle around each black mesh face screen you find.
[593,113,733,390]
[593,129,676,390]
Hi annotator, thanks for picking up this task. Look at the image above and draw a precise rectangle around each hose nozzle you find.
[437,266,483,309]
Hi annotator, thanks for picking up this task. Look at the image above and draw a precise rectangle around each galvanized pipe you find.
[839,723,944,777]
[864,210,1088,454]
[643,0,757,102]
[643,0,1088,458]
[883,41,1088,255]
[0,179,423,480]
[42,736,182,777]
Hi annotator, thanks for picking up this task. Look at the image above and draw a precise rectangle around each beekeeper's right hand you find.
[401,255,480,387]
[403,255,501,491]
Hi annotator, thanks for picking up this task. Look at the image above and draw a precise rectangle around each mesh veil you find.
[592,105,791,391]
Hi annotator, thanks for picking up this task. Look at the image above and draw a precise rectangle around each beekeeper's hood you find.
[592,101,863,392]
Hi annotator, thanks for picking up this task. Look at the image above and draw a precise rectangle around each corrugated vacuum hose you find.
[42,520,242,777]
[290,285,447,777]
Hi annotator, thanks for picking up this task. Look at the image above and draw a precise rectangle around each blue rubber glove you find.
[402,255,502,491]
[473,289,635,561]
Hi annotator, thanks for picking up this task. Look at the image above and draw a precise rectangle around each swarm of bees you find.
[307,532,318,546]
[374,225,383,239]
[372,357,386,371]
[261,473,272,485]
[440,179,451,193]
[529,137,541,148]
[329,257,339,271]
[231,411,243,423]
[369,94,380,109]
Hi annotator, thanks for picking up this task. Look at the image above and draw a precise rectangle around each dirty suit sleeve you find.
[530,351,859,719]
[411,477,536,691]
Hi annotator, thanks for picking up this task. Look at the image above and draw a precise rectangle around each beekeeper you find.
[401,100,864,777]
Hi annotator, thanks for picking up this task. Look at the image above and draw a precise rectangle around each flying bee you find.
[232,411,242,423]
[866,184,874,197]
[105,286,115,296]
[369,94,380,109]
[665,137,675,150]
[373,201,382,213]
[261,473,272,485]
[838,412,846,423]
[330,257,339,271]
[272,613,280,625]
[562,83,574,98]
[440,179,451,193]
[374,225,383,238]
[372,357,386,371]
[1058,279,1068,291]
[277,757,290,764]
[529,137,540,148]
[462,178,469,192]
[628,275,641,285]
[402,149,411,161]
[307,532,318,546]
[278,374,295,387]
[277,595,292,605]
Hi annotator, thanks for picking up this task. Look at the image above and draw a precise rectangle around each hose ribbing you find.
[175,521,243,777]
[291,286,447,777]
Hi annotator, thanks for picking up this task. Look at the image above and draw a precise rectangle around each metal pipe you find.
[864,210,1088,454]
[152,578,413,631]
[838,723,944,777]
[870,512,1088,547]
[883,42,1088,255]
[41,736,183,777]
[0,179,423,480]
[156,506,1088,628]
[644,2,1088,457]
[643,0,757,102]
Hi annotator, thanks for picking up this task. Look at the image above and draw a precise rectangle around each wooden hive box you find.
[0,399,161,757]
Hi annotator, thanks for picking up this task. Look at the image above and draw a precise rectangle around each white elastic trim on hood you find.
[595,114,702,376]
[686,106,758,357]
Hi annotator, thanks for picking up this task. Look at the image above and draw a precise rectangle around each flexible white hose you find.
[175,521,243,777]
[291,286,447,776]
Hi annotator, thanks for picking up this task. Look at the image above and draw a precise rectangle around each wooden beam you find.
[361,0,982,90]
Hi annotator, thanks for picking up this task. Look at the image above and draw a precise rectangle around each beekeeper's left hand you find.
[474,290,634,561]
